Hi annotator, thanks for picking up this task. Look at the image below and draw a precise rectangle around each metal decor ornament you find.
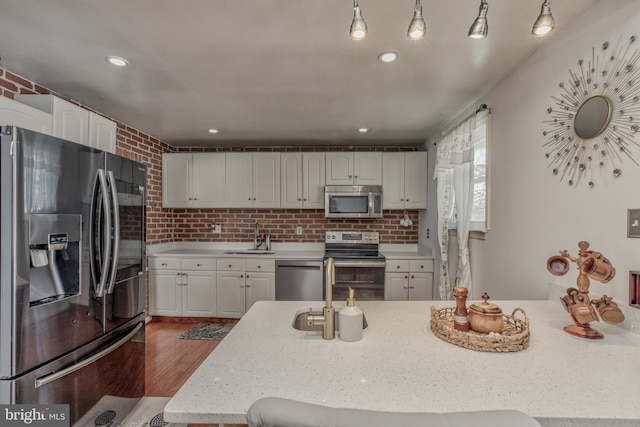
[543,35,640,188]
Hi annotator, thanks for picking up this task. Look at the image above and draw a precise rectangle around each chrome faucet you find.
[253,222,262,250]
[309,257,336,340]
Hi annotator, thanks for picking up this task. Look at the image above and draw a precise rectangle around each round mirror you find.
[574,95,612,139]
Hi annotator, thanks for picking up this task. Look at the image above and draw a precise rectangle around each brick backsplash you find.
[170,209,419,244]
[1,67,423,246]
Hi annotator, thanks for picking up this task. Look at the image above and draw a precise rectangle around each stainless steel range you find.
[324,231,385,301]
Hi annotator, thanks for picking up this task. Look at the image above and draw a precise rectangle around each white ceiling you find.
[0,0,598,147]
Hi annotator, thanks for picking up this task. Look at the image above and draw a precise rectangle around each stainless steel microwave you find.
[324,185,383,219]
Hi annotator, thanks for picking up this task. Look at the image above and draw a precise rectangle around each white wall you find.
[429,0,640,302]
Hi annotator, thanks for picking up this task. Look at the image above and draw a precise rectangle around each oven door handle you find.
[332,260,386,268]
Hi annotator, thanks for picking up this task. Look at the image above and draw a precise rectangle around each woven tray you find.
[430,306,530,352]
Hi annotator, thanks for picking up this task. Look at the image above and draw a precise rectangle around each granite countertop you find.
[148,248,325,260]
[164,298,640,426]
[147,243,433,260]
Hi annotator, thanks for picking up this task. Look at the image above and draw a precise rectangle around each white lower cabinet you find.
[384,259,434,301]
[149,257,217,317]
[217,258,275,318]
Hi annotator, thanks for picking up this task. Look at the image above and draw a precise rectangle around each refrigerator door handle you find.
[91,169,112,298]
[34,322,143,388]
[106,170,120,295]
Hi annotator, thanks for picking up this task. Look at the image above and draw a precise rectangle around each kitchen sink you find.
[292,307,368,332]
[223,250,276,255]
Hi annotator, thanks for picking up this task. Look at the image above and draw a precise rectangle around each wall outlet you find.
[295,226,303,235]
[212,223,222,234]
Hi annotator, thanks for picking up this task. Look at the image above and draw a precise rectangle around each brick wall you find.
[115,123,175,244]
[1,67,423,246]
[170,208,419,244]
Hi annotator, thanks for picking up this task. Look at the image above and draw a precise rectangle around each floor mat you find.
[179,322,235,341]
[119,396,187,427]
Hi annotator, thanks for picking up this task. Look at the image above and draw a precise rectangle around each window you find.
[448,112,490,237]
[470,115,489,233]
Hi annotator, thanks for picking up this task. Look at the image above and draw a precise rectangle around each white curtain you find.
[434,115,476,300]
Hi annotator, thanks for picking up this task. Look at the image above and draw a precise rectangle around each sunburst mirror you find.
[543,35,640,188]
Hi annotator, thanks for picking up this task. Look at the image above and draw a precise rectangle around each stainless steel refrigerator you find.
[0,126,147,426]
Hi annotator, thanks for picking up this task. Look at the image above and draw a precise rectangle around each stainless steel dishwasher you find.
[275,260,324,301]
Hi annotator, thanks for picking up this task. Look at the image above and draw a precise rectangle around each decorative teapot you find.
[468,293,504,334]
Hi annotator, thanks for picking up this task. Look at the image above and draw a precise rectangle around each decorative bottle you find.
[339,288,363,342]
[453,286,470,332]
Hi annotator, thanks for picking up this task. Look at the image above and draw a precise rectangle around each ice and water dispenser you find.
[28,214,81,306]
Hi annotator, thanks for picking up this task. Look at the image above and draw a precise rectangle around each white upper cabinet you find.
[225,153,253,207]
[382,151,428,210]
[303,152,325,208]
[163,153,191,207]
[226,153,280,208]
[163,153,226,208]
[325,152,382,185]
[280,152,325,209]
[280,153,303,208]
[0,96,52,134]
[253,153,280,208]
[88,113,117,153]
[14,94,116,152]
[15,94,89,145]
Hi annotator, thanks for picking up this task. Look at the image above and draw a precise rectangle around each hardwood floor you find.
[145,318,245,427]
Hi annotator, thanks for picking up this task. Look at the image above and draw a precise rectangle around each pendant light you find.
[350,0,367,40]
[407,0,426,40]
[532,0,555,37]
[468,0,489,39]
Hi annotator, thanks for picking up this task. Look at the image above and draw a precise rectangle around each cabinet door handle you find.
[298,198,302,201]
[240,274,244,278]
[161,262,168,266]
[183,273,188,285]
[396,265,400,269]
[411,275,415,279]
[406,199,410,201]
[403,285,409,289]
[405,275,408,279]
[409,285,415,289]
[245,284,250,288]
[303,198,307,201]
[197,263,202,267]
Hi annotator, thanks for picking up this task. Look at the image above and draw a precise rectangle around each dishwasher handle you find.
[276,260,323,270]
[277,265,322,271]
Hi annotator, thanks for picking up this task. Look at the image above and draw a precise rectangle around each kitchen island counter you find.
[164,298,640,426]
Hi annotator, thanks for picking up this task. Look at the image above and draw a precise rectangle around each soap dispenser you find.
[339,287,363,342]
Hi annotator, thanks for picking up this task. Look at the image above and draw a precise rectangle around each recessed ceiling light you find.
[378,51,398,63]
[106,56,128,67]
[208,129,219,134]
[358,128,368,133]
